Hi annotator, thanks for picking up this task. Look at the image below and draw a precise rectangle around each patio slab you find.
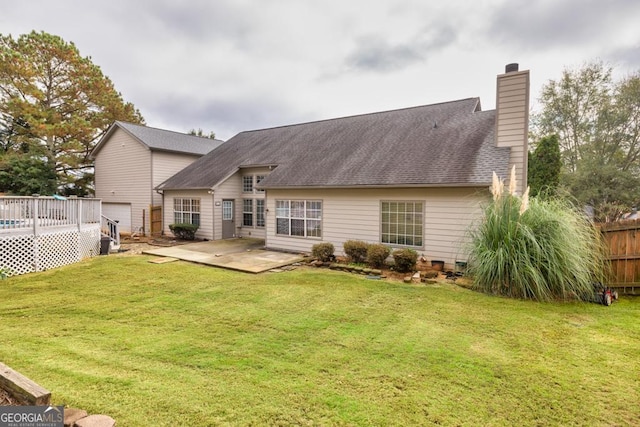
[142,238,305,273]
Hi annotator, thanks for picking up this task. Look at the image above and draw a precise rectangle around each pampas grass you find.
[468,171,607,301]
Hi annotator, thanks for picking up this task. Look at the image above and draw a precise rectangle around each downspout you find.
[148,149,154,236]
[208,188,215,240]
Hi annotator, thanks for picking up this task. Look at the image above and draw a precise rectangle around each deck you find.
[0,196,102,276]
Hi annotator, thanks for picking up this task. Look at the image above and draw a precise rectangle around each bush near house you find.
[343,240,369,263]
[468,170,607,301]
[366,244,391,268]
[312,242,335,262]
[392,249,418,273]
[168,223,199,240]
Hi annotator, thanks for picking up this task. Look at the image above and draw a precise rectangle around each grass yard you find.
[0,256,639,426]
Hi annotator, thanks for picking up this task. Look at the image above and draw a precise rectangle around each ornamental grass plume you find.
[508,165,517,195]
[490,171,503,201]
[468,171,607,302]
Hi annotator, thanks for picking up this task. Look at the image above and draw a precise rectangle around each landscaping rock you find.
[371,269,382,276]
[64,408,88,427]
[74,414,116,427]
[403,276,412,283]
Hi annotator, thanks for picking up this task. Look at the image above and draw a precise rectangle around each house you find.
[156,64,529,267]
[91,121,223,234]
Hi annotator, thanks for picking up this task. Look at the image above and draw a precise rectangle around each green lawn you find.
[1,256,639,426]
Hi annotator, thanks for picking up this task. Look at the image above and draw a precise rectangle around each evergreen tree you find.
[0,31,144,194]
[528,135,561,198]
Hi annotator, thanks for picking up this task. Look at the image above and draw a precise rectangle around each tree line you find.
[528,61,639,222]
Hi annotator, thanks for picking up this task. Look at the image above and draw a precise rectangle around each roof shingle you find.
[157,98,510,190]
[93,121,224,157]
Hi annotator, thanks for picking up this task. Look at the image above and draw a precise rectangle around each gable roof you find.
[157,98,510,190]
[91,121,224,158]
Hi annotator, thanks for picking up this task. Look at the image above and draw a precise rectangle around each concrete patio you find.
[142,238,305,273]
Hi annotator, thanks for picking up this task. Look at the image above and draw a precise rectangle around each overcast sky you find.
[2,0,639,140]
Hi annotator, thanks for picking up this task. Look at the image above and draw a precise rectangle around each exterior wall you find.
[236,167,270,240]
[162,189,214,240]
[265,187,488,268]
[496,69,530,194]
[151,151,201,206]
[211,167,271,240]
[94,128,151,234]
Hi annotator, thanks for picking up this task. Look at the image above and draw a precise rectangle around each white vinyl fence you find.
[0,196,102,276]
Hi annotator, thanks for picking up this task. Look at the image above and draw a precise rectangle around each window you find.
[243,199,253,226]
[255,175,265,193]
[381,201,423,247]
[256,199,265,227]
[173,198,200,226]
[276,200,322,238]
[242,176,253,193]
[222,200,233,221]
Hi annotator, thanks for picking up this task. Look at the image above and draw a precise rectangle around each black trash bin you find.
[100,236,111,255]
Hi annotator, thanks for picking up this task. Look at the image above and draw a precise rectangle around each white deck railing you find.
[0,196,101,233]
[0,196,102,276]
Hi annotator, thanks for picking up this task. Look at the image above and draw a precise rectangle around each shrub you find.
[367,244,391,268]
[467,170,607,301]
[392,248,418,273]
[312,242,335,262]
[169,223,199,240]
[343,240,369,263]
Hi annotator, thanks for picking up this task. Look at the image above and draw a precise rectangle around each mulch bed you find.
[0,387,19,406]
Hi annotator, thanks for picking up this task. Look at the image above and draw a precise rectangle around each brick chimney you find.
[495,63,530,195]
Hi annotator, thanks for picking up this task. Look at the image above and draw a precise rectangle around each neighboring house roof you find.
[91,121,224,158]
[157,98,510,190]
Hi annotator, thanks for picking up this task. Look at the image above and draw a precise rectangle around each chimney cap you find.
[505,63,519,73]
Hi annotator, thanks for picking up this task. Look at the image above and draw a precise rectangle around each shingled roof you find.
[157,98,510,190]
[92,121,224,157]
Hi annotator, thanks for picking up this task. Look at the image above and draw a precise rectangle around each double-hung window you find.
[276,200,322,238]
[256,199,265,227]
[243,199,253,226]
[381,201,423,247]
[173,198,201,226]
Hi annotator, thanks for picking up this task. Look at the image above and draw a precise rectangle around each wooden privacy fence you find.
[150,205,162,236]
[598,219,640,293]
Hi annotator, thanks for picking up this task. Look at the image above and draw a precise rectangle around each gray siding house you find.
[91,121,223,234]
[157,65,529,267]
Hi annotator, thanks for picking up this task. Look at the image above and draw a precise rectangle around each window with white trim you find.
[256,199,265,227]
[243,199,253,226]
[242,176,253,193]
[276,200,322,238]
[381,201,423,247]
[222,200,233,220]
[173,198,200,226]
